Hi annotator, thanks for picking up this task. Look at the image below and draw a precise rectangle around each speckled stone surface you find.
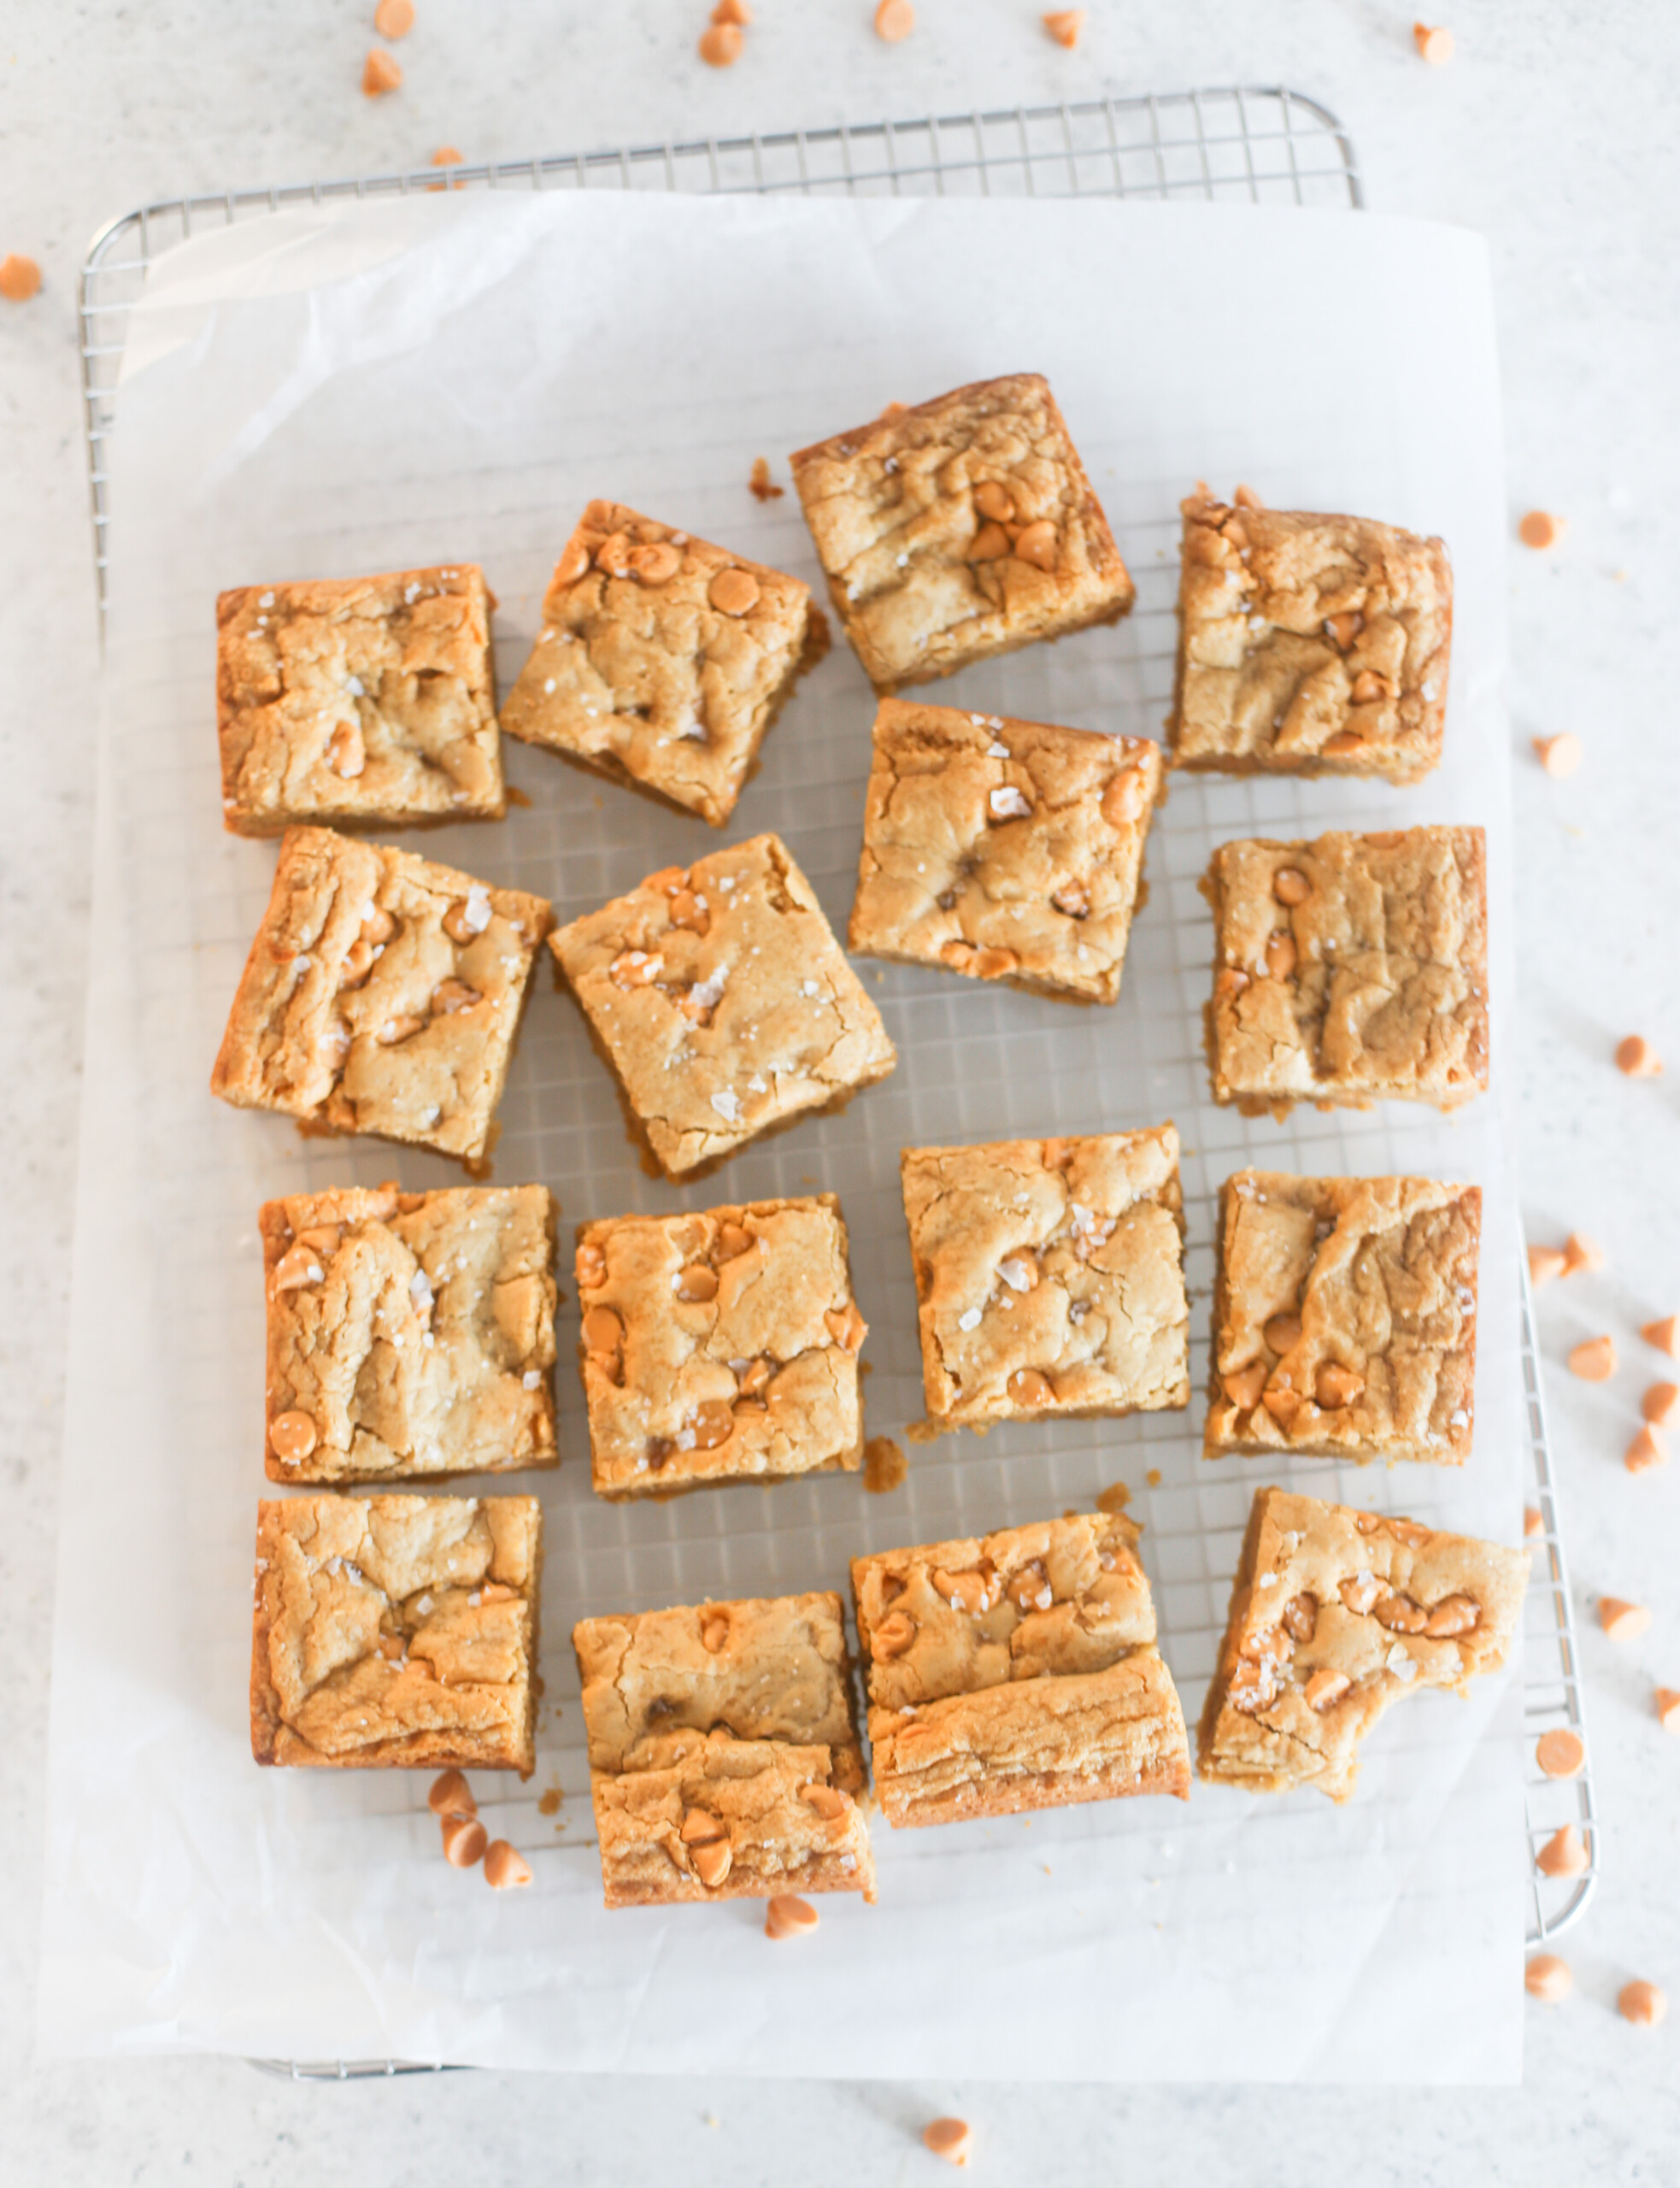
[3,2,1677,2178]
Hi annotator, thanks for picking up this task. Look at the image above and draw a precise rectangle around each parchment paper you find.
[40,191,1524,2079]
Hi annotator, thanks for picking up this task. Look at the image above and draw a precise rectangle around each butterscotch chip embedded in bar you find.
[1203,825,1489,1116]
[210,826,553,1165]
[1205,1172,1481,1467]
[549,832,896,1180]
[1171,488,1452,783]
[573,1592,874,1907]
[852,1512,1190,1827]
[789,373,1133,691]
[848,697,1164,1004]
[1196,1487,1529,1802]
[899,1125,1189,1434]
[499,503,825,827]
[250,1492,542,1773]
[575,1195,865,1497]
[259,1182,558,1482]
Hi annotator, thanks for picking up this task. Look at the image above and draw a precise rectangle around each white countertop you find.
[3,2,1677,2178]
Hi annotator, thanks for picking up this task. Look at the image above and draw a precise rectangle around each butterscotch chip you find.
[443,1813,488,1867]
[1562,1232,1604,1276]
[483,1839,533,1889]
[1533,733,1583,778]
[1525,1955,1571,2003]
[1413,22,1455,62]
[713,0,752,20]
[362,47,402,93]
[432,146,463,167]
[1536,1728,1585,1779]
[1643,1381,1680,1426]
[1642,1316,1680,1356]
[373,0,414,34]
[1043,9,1086,45]
[922,2119,973,2167]
[1567,1334,1617,1381]
[1600,1596,1652,1642]
[0,252,42,302]
[1616,1034,1663,1077]
[1618,1979,1667,2026]
[748,455,783,501]
[763,1892,819,1939]
[698,22,743,63]
[428,1768,476,1817]
[1527,1244,1566,1286]
[1654,1687,1680,1732]
[1524,1505,1544,1538]
[1536,1823,1589,1878]
[874,0,915,40]
[268,1410,318,1467]
[1625,1424,1667,1474]
[1518,509,1565,549]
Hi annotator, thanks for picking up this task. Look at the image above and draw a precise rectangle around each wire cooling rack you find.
[77,90,1590,2079]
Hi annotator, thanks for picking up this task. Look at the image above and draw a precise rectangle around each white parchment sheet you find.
[41,192,1524,2079]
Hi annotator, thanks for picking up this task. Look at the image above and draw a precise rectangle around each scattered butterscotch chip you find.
[874,0,916,40]
[1413,22,1455,62]
[1525,1955,1572,2003]
[1096,1480,1131,1515]
[1616,1034,1663,1078]
[432,146,463,167]
[922,2119,973,2167]
[1043,8,1086,44]
[749,455,784,502]
[1626,1424,1668,1474]
[1567,1334,1617,1381]
[1527,1244,1567,1286]
[0,252,42,303]
[863,1435,908,1493]
[1524,1505,1545,1538]
[1146,1467,1162,1488]
[713,0,752,19]
[427,1768,477,1818]
[699,21,743,63]
[1618,1979,1667,2027]
[483,1839,533,1889]
[442,1813,489,1867]
[537,1785,563,1816]
[764,1893,820,1940]
[1642,1315,1680,1356]
[1599,1596,1652,1643]
[362,48,402,94]
[1654,1687,1680,1732]
[373,0,414,35]
[1643,1382,1680,1426]
[1562,1232,1604,1276]
[1536,1729,1585,1779]
[1518,509,1565,549]
[1536,1823,1589,1879]
[1532,732,1583,779]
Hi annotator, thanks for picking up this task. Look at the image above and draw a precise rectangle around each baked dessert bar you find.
[848,697,1164,1004]
[790,373,1134,691]
[217,568,502,834]
[573,1593,875,1906]
[1170,487,1452,783]
[549,832,896,1180]
[899,1124,1189,1434]
[251,1492,542,1773]
[210,826,553,1165]
[1205,1172,1481,1467]
[1198,1486,1528,1801]
[851,1512,1190,1826]
[260,1181,558,1483]
[575,1194,865,1498]
[1204,825,1488,1115]
[499,502,825,827]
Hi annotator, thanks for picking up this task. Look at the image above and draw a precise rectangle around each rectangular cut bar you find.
[790,373,1134,691]
[217,568,503,833]
[499,502,825,826]
[573,1593,874,1907]
[848,697,1164,1004]
[1198,1487,1529,1802]
[210,826,553,1163]
[250,1493,542,1773]
[1205,1172,1481,1467]
[1204,825,1489,1115]
[899,1124,1189,1433]
[851,1513,1190,1827]
[549,832,896,1180]
[1170,489,1452,783]
[260,1182,558,1483]
[575,1195,865,1498]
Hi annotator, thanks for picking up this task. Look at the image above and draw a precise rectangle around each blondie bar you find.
[790,373,1133,691]
[499,502,825,826]
[217,568,502,833]
[851,1512,1190,1826]
[210,826,553,1164]
[900,1125,1189,1433]
[260,1182,558,1482]
[549,832,896,1180]
[575,1195,865,1498]
[250,1492,541,1773]
[848,697,1164,1004]
[1205,1172,1481,1467]
[1170,489,1452,783]
[1204,825,1488,1115]
[573,1592,874,1906]
[1198,1487,1528,1800]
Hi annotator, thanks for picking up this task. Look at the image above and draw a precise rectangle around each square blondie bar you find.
[790,373,1133,691]
[549,832,896,1180]
[260,1182,558,1483]
[1198,1486,1528,1801]
[900,1124,1189,1433]
[575,1195,865,1498]
[1170,488,1452,784]
[573,1593,874,1906]
[251,1492,542,1773]
[1204,825,1489,1115]
[851,1513,1190,1826]
[848,697,1164,1004]
[210,826,553,1164]
[499,502,825,826]
[217,568,502,833]
[1205,1172,1481,1467]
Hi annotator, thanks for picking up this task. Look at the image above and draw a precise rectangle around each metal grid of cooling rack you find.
[78,91,1588,2082]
